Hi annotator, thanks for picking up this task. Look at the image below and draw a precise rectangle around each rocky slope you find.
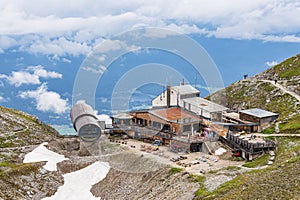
[92,168,199,200]
[198,54,300,199]
[0,106,60,147]
[0,106,62,199]
[208,54,300,134]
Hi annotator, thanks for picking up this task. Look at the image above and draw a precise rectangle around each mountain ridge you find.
[208,54,300,134]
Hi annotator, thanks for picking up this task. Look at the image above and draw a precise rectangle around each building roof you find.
[183,97,228,113]
[239,108,279,118]
[149,107,200,123]
[171,85,200,95]
[112,113,133,119]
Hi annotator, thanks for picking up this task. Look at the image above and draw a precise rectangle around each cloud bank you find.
[0,1,300,56]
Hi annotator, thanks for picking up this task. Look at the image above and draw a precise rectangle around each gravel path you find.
[261,79,300,101]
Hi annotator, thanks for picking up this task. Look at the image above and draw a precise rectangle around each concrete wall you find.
[152,88,199,108]
[183,102,211,119]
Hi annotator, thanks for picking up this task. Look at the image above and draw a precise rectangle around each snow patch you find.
[43,161,110,200]
[23,142,68,171]
[215,147,227,156]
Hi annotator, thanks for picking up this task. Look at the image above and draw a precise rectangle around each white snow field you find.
[43,161,110,200]
[23,142,68,171]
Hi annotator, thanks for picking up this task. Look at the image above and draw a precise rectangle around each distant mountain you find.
[208,54,300,134]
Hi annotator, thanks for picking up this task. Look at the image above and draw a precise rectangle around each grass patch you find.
[262,127,275,134]
[194,187,211,197]
[3,163,40,177]
[208,169,218,174]
[169,167,183,175]
[210,175,247,197]
[280,114,300,131]
[243,154,269,168]
[279,64,300,78]
[287,156,300,164]
[224,166,241,171]
[0,161,16,168]
[189,175,210,198]
[188,174,205,183]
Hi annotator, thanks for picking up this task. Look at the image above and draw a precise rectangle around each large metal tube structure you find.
[70,102,101,141]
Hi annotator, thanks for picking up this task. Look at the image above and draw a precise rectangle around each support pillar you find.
[242,151,246,159]
[249,154,253,161]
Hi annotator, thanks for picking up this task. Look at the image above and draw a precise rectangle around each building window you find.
[183,125,191,132]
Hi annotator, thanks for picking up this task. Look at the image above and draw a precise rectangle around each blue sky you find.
[0,1,300,125]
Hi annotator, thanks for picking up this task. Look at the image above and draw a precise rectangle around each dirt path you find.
[252,133,300,137]
[261,79,300,101]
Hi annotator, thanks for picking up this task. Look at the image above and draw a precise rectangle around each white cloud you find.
[19,83,69,114]
[94,39,142,54]
[0,65,62,87]
[0,0,300,55]
[30,66,62,79]
[27,37,91,56]
[266,61,278,67]
[62,58,71,63]
[94,39,126,53]
[2,71,41,87]
[82,65,107,74]
[0,96,4,102]
[96,114,112,124]
[0,35,17,50]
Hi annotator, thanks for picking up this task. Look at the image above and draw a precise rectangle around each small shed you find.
[239,108,279,131]
[70,102,101,141]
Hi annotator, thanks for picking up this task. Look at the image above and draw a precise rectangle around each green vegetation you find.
[188,174,205,183]
[0,106,59,148]
[0,161,16,168]
[188,174,210,198]
[2,163,40,178]
[194,187,210,198]
[242,153,269,168]
[224,166,241,171]
[200,54,300,199]
[264,54,300,79]
[208,169,218,174]
[262,127,275,134]
[194,138,300,199]
[279,114,300,132]
[169,167,183,175]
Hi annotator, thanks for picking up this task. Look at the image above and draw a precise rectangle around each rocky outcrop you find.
[0,106,61,199]
[92,168,199,200]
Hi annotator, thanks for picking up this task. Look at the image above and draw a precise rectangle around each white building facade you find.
[152,84,228,121]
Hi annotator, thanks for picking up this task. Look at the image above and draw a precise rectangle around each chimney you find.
[180,79,185,85]
[166,85,171,108]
